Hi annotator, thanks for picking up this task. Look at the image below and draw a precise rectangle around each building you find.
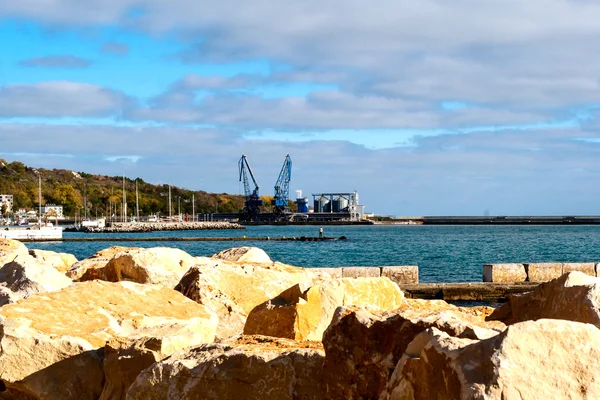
[41,204,65,219]
[0,195,13,214]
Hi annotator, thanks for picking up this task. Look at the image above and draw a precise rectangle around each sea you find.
[26,225,600,283]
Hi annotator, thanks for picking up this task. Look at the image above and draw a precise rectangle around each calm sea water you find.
[26,225,600,283]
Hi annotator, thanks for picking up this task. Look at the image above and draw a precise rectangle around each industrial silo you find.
[314,196,330,213]
[333,196,349,212]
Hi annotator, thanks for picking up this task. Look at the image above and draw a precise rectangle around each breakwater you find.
[68,221,244,233]
[19,236,347,243]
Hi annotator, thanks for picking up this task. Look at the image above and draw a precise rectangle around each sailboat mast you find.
[136,180,139,222]
[84,183,87,220]
[122,175,126,223]
[38,175,41,224]
[192,193,195,222]
[168,186,172,220]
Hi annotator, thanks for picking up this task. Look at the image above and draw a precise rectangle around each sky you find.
[2,1,600,216]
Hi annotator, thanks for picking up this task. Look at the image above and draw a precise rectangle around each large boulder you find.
[0,280,218,400]
[211,246,272,264]
[176,258,325,339]
[67,246,137,280]
[76,247,197,288]
[0,255,72,306]
[245,277,405,341]
[175,265,247,339]
[381,319,600,399]
[0,239,29,266]
[488,271,600,327]
[100,335,188,400]
[127,335,325,400]
[28,249,78,274]
[322,299,504,399]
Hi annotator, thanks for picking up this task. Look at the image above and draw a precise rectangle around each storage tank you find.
[314,196,330,213]
[295,190,309,213]
[333,196,349,212]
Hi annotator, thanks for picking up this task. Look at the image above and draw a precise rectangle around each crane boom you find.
[238,155,263,220]
[272,154,292,213]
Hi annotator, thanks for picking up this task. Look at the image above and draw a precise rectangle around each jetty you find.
[17,236,347,243]
[65,221,244,233]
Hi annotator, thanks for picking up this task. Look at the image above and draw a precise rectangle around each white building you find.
[41,204,64,219]
[0,195,13,214]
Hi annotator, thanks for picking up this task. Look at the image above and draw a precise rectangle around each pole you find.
[136,179,139,222]
[168,186,172,221]
[178,196,181,221]
[122,176,125,223]
[84,183,87,220]
[38,175,41,225]
[192,193,195,222]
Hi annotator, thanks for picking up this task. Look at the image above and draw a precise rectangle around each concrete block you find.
[483,264,527,283]
[563,262,596,277]
[341,267,381,279]
[381,266,419,285]
[526,263,563,283]
[312,267,343,279]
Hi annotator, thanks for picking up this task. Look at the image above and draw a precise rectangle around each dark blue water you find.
[26,225,600,283]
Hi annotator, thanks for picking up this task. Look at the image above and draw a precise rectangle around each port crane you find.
[238,154,264,221]
[271,154,292,218]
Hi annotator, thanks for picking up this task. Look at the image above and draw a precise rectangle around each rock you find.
[382,319,600,399]
[482,263,527,282]
[100,336,180,400]
[0,239,29,266]
[181,258,321,316]
[0,255,72,303]
[78,247,197,288]
[127,335,325,400]
[525,262,563,282]
[244,277,405,341]
[0,285,17,307]
[28,249,78,274]
[175,265,248,339]
[67,246,137,280]
[342,266,381,278]
[488,271,600,327]
[211,246,272,264]
[322,299,504,399]
[382,266,419,285]
[0,280,217,400]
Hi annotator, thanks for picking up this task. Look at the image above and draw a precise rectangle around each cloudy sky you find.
[2,1,600,215]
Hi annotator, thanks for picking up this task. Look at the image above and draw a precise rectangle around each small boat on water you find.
[0,223,63,240]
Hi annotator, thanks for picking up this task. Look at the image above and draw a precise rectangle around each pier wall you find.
[311,266,419,285]
[483,262,598,283]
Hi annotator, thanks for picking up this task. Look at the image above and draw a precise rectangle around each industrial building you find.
[238,153,367,224]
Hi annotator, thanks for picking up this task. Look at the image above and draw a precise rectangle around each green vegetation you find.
[0,159,247,217]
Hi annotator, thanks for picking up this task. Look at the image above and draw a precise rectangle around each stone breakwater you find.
[1,239,600,399]
[81,221,245,233]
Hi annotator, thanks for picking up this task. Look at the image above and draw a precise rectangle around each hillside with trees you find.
[0,159,248,218]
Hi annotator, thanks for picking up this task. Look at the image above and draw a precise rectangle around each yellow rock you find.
[244,277,405,341]
[191,258,322,315]
[0,280,218,400]
[75,247,197,288]
[0,238,29,266]
[67,246,137,280]
[0,255,72,305]
[127,335,325,400]
[28,249,78,274]
[211,246,272,263]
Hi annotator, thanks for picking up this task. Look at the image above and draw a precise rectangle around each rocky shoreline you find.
[68,221,245,233]
[0,239,598,399]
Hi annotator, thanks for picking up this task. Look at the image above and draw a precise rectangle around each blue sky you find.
[2,1,600,215]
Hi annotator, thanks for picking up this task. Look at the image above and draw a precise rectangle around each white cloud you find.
[0,82,127,117]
